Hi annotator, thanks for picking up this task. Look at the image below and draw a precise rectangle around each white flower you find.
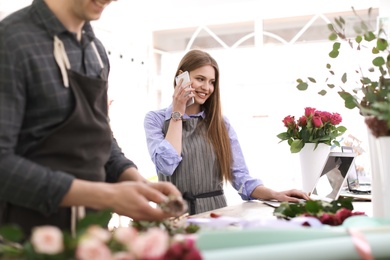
[31,226,64,254]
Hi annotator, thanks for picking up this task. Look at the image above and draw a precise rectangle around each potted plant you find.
[295,7,390,218]
[295,7,389,138]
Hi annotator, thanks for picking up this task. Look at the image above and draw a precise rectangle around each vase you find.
[299,143,331,193]
[368,133,390,218]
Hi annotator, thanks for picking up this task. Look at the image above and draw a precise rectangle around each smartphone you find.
[175,71,195,107]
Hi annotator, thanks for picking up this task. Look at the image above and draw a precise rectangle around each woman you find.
[144,49,309,215]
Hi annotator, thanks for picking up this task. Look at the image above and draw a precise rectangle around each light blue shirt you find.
[144,105,263,200]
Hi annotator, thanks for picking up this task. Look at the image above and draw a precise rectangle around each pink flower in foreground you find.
[132,227,170,259]
[112,251,135,260]
[113,226,138,249]
[75,237,112,260]
[31,226,64,255]
[85,225,112,243]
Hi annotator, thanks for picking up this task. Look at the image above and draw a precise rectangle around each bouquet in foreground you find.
[273,197,366,226]
[0,197,202,260]
[277,107,347,153]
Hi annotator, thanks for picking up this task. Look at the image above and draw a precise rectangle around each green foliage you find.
[273,197,354,219]
[295,7,390,137]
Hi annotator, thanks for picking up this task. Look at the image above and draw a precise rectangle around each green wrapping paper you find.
[196,216,390,260]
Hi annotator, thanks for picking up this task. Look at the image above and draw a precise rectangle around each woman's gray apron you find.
[1,36,112,236]
[160,118,227,215]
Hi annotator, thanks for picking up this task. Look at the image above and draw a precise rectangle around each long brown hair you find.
[174,49,233,183]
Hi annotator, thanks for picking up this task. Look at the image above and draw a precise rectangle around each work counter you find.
[190,200,390,260]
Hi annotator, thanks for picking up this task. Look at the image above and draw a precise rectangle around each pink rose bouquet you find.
[0,210,202,260]
[277,107,347,153]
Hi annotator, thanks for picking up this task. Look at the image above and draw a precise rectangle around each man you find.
[0,0,183,236]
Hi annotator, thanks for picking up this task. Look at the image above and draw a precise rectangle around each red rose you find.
[319,213,341,226]
[318,111,331,123]
[298,116,307,126]
[330,113,342,125]
[312,115,323,128]
[282,115,296,129]
[304,107,316,117]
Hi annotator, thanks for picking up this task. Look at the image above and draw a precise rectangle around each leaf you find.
[364,31,376,42]
[336,125,347,133]
[377,38,388,51]
[308,77,316,83]
[277,132,289,140]
[329,50,339,58]
[329,32,337,41]
[318,90,327,96]
[296,82,308,91]
[0,225,24,243]
[338,91,358,109]
[290,140,304,153]
[373,56,385,67]
[76,209,113,233]
[341,73,347,83]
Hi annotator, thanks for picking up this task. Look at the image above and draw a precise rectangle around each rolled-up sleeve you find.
[144,109,182,176]
[104,136,138,183]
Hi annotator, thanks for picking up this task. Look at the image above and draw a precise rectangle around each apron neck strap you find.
[53,36,105,88]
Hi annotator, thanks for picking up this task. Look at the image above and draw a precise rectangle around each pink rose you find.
[304,107,316,117]
[330,113,342,125]
[297,115,307,127]
[113,226,138,249]
[85,225,111,243]
[132,227,170,259]
[312,115,323,128]
[75,237,112,260]
[112,252,135,260]
[31,226,64,255]
[282,115,295,129]
[318,111,331,123]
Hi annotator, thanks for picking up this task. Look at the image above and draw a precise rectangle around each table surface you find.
[190,200,373,219]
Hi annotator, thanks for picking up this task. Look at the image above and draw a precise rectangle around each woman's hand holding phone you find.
[175,71,195,107]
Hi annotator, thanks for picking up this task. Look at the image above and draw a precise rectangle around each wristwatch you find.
[171,111,183,121]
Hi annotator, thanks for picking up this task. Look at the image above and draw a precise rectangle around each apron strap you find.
[53,35,71,88]
[183,190,224,215]
[71,206,86,237]
[53,36,104,88]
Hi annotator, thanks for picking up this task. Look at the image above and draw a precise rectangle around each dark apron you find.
[2,40,112,237]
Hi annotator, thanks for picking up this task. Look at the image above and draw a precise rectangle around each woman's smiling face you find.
[189,65,215,105]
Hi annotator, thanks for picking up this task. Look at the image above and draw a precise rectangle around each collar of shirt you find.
[164,105,206,121]
[33,0,95,42]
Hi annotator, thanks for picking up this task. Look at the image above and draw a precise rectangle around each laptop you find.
[263,152,357,207]
[337,146,372,201]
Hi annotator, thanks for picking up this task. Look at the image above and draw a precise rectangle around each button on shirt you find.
[0,0,135,215]
[144,105,263,200]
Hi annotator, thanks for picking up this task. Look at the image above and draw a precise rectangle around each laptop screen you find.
[311,152,355,201]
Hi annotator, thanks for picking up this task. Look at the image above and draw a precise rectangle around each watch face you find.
[172,111,182,120]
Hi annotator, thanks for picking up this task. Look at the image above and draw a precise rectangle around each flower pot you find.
[368,133,390,218]
[299,143,331,193]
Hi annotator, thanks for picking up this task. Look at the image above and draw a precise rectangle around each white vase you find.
[367,131,384,217]
[299,143,331,193]
[369,134,390,218]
